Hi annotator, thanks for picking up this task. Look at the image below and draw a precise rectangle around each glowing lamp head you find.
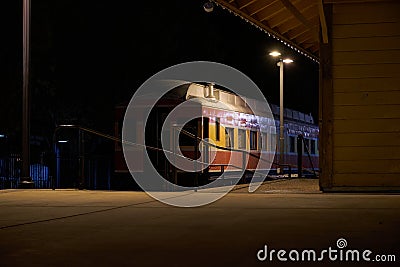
[269,51,281,57]
[283,58,293,63]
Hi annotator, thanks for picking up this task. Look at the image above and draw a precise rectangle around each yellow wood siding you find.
[333,77,400,92]
[333,50,400,65]
[333,174,399,187]
[334,146,400,161]
[333,132,400,147]
[334,91,400,106]
[334,118,400,133]
[327,0,400,189]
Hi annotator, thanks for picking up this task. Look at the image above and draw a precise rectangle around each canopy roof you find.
[212,0,323,62]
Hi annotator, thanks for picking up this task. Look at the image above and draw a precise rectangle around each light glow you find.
[269,51,281,57]
[283,58,293,63]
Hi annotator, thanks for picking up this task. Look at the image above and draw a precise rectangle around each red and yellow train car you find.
[114,83,318,187]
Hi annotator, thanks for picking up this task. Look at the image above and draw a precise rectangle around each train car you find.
[114,83,319,188]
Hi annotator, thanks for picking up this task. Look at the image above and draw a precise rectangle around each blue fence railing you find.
[0,153,112,190]
[0,154,21,189]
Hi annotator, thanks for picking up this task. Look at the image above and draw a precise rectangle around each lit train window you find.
[225,127,234,148]
[215,118,220,141]
[238,129,246,149]
[250,131,257,150]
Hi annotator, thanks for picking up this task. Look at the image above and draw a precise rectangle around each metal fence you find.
[0,153,51,189]
[54,154,112,190]
[0,154,21,189]
[0,153,113,190]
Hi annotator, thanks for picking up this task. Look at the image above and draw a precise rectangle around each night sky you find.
[0,0,319,150]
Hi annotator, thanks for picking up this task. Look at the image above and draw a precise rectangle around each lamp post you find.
[19,0,34,188]
[269,51,293,174]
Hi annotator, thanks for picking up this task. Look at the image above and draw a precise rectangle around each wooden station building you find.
[212,0,400,191]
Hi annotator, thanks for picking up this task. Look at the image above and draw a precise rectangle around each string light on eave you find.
[209,0,319,63]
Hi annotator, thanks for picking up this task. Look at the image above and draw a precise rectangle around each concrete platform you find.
[232,178,321,194]
[1,179,399,266]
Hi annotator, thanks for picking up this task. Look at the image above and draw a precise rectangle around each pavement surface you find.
[1,179,399,267]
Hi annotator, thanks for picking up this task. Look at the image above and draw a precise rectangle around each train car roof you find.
[269,104,315,125]
[115,82,316,125]
[186,83,315,125]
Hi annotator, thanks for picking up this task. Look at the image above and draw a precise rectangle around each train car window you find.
[178,118,198,147]
[123,118,136,143]
[225,127,234,148]
[215,118,220,141]
[271,133,277,152]
[238,129,246,149]
[262,133,268,151]
[203,117,209,139]
[115,118,123,151]
[118,120,134,143]
[258,132,263,150]
[146,108,160,148]
[303,138,310,153]
[160,112,169,148]
[250,131,257,150]
[289,136,295,153]
[311,139,316,155]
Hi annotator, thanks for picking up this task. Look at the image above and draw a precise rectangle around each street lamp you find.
[269,51,293,174]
